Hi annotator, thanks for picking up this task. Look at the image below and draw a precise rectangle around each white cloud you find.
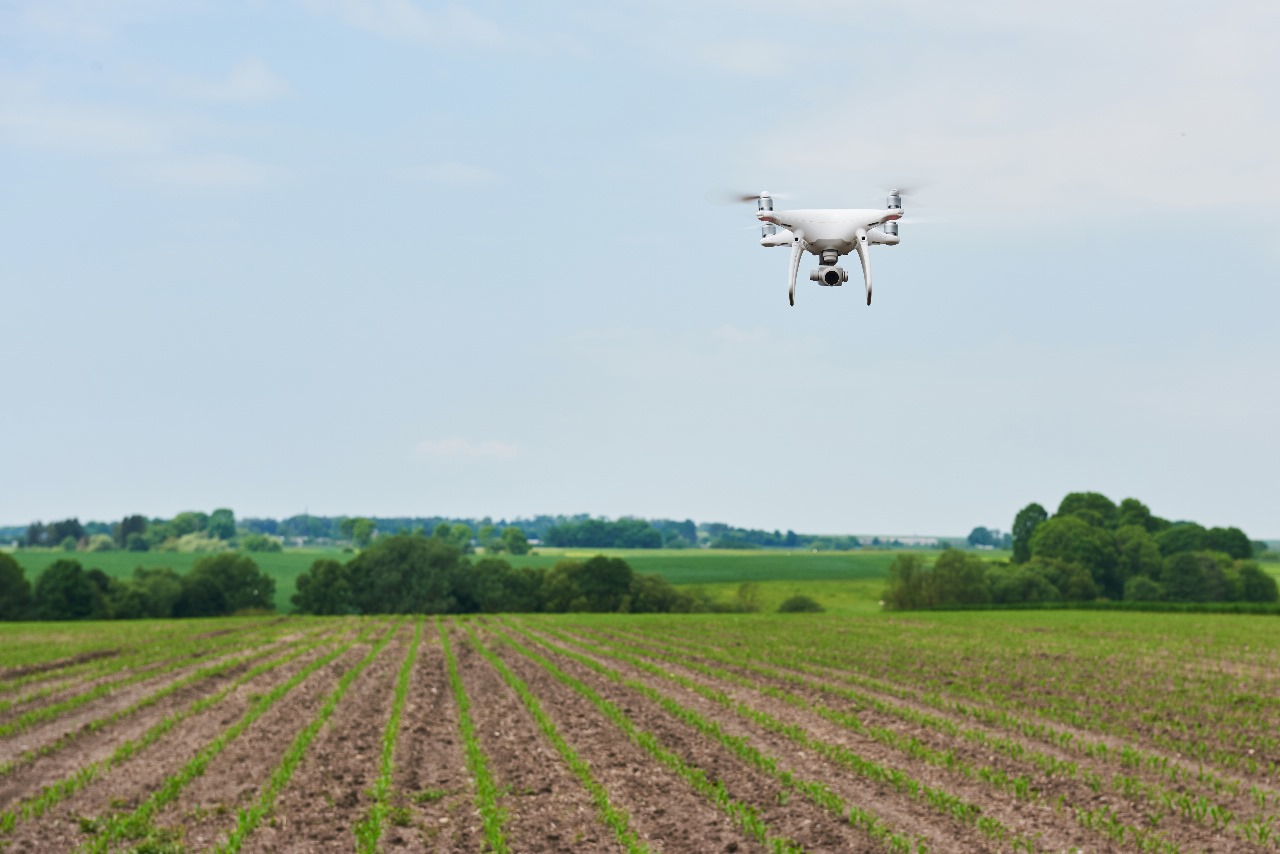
[304,0,508,47]
[183,58,291,103]
[130,153,282,188]
[400,161,500,185]
[411,437,519,461]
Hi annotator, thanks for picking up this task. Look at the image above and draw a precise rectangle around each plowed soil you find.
[1,613,1275,853]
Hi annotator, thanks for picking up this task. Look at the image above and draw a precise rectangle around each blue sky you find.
[3,1,1278,537]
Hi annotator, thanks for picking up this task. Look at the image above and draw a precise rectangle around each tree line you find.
[292,530,743,615]
[886,492,1276,609]
[0,552,276,621]
[17,509,283,555]
[7,512,896,553]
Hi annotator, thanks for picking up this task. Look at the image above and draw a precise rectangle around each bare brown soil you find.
[383,633,484,853]
[240,626,408,852]
[3,616,1272,854]
[0,650,119,681]
[482,628,767,853]
[151,643,372,848]
[455,627,619,853]
[0,630,355,852]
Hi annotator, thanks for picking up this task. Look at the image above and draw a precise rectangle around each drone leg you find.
[854,228,872,306]
[787,237,806,306]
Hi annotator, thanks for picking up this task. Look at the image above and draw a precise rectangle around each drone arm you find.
[787,237,807,306]
[854,228,872,305]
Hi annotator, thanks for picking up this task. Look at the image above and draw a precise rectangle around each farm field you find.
[2,611,1279,851]
[6,547,920,613]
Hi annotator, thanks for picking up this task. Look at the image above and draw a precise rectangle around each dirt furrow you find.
[455,626,618,853]
[603,625,1280,825]
[0,641,291,808]
[479,626,770,854]
[581,625,1257,850]
[502,624,906,854]
[382,632,483,853]
[571,626,1258,854]
[239,625,409,853]
[0,641,290,766]
[149,639,378,849]
[0,628,358,853]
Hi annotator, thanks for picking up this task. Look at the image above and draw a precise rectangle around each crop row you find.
[587,620,1279,850]
[80,618,393,851]
[0,621,351,837]
[556,623,1192,853]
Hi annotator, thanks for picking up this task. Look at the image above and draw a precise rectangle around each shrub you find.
[778,594,824,613]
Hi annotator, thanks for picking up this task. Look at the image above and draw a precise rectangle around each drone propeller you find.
[710,189,790,205]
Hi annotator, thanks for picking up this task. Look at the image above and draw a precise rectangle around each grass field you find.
[7,547,924,612]
[8,545,1271,616]
[2,609,1278,851]
[8,549,347,612]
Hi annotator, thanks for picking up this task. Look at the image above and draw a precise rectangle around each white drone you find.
[740,190,905,306]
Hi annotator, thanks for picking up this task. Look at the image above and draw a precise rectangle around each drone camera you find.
[809,266,849,286]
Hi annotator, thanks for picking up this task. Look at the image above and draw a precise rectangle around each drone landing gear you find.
[787,237,807,306]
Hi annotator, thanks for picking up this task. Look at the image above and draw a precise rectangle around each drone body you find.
[750,191,904,306]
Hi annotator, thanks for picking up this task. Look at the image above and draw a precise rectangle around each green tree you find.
[241,533,283,553]
[33,560,103,620]
[929,549,991,605]
[1057,492,1118,527]
[126,532,150,552]
[1029,515,1119,597]
[966,527,994,548]
[883,554,930,609]
[349,533,461,614]
[576,555,633,611]
[1011,503,1048,564]
[173,574,229,617]
[1115,498,1155,532]
[626,573,687,613]
[986,564,1060,604]
[351,518,376,548]
[1154,522,1208,556]
[170,512,209,537]
[292,559,355,615]
[1205,526,1253,560]
[87,534,116,552]
[499,526,530,555]
[207,508,236,540]
[0,553,33,620]
[131,567,184,618]
[114,514,148,547]
[188,553,276,613]
[1114,525,1162,586]
[1162,551,1226,602]
[1123,575,1164,602]
[1238,562,1279,603]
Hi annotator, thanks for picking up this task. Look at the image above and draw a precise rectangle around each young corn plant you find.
[352,619,424,853]
[439,618,509,854]
[215,621,405,852]
[0,625,344,837]
[464,626,652,854]
[77,620,389,853]
[488,623,809,854]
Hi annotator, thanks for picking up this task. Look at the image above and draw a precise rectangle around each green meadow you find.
[8,546,919,612]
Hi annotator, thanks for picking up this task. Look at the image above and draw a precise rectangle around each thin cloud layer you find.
[412,438,519,461]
